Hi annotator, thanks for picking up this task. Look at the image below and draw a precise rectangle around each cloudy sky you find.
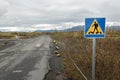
[0,0,120,31]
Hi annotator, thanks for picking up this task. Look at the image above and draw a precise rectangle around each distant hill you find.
[62,25,84,32]
[35,25,84,32]
[35,30,56,32]
[35,25,120,32]
[107,26,120,30]
[0,25,120,32]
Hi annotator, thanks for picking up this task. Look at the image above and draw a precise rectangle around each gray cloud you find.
[0,0,120,27]
[0,0,9,17]
[99,0,120,22]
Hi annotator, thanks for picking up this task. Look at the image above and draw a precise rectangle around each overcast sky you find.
[0,0,120,28]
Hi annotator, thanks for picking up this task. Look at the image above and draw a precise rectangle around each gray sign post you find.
[85,18,106,80]
[92,38,96,80]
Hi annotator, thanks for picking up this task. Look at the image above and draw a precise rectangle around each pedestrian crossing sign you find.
[85,18,106,38]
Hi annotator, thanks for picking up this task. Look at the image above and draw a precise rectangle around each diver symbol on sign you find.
[86,19,103,34]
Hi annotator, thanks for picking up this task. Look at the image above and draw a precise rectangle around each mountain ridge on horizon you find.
[0,24,120,32]
[35,25,120,32]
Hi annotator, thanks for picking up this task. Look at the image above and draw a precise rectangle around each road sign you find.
[85,18,106,38]
[84,18,106,80]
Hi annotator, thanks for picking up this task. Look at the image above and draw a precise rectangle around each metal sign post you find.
[92,38,96,80]
[85,18,106,80]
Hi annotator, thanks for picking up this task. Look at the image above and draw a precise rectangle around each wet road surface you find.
[0,35,52,80]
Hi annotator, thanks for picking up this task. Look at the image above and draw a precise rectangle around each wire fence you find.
[67,52,88,80]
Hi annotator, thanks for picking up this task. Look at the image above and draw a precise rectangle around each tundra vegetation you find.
[52,30,120,80]
[0,30,120,80]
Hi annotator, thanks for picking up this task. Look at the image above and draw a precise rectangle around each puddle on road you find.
[27,53,50,80]
[13,70,23,73]
[0,53,5,56]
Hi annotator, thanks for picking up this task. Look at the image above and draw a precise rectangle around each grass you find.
[0,32,45,39]
[0,32,15,39]
[0,31,120,80]
[51,30,120,80]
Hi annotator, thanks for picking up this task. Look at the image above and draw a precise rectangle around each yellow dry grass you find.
[0,31,120,80]
[52,30,120,80]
